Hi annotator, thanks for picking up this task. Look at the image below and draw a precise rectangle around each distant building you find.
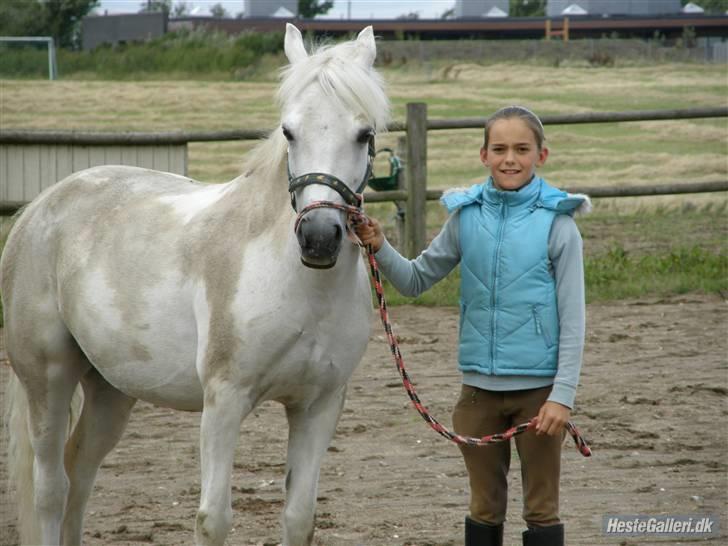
[682,2,705,13]
[546,0,683,17]
[455,0,510,18]
[82,12,167,50]
[243,0,298,18]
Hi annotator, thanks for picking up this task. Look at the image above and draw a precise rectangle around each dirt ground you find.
[1,295,726,546]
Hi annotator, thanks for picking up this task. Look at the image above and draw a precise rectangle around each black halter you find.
[287,135,375,211]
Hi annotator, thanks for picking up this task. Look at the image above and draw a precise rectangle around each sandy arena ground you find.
[1,295,726,545]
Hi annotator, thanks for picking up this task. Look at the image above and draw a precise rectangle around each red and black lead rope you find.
[296,200,592,457]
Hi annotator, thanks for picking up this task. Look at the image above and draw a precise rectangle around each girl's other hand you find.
[354,218,384,252]
[354,216,385,253]
[535,401,571,436]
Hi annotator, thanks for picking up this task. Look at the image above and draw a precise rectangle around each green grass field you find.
[1,61,726,311]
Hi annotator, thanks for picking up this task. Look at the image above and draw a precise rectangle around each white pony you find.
[2,24,389,546]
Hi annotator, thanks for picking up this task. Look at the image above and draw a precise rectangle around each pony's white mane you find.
[277,40,391,132]
[238,129,288,189]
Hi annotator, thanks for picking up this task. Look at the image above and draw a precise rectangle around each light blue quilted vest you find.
[441,176,586,377]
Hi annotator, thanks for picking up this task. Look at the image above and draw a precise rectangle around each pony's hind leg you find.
[282,386,347,546]
[10,332,89,546]
[62,368,137,546]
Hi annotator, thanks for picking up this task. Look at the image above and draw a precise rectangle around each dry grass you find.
[1,63,725,213]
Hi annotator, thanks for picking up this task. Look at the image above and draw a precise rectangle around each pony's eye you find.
[357,128,374,144]
[282,126,294,142]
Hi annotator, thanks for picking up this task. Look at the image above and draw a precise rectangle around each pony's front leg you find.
[282,386,346,546]
[195,378,252,546]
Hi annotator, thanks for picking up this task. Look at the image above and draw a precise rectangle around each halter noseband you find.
[287,135,375,212]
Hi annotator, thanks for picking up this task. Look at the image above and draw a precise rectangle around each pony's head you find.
[279,24,390,269]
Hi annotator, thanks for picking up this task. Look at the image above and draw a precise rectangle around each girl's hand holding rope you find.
[353,216,384,253]
[535,401,571,436]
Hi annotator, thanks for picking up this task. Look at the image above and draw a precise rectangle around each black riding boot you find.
[522,523,564,546]
[465,516,503,546]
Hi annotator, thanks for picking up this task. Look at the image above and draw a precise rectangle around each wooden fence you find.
[1,106,727,256]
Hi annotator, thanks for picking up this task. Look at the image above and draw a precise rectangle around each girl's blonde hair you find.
[483,106,545,150]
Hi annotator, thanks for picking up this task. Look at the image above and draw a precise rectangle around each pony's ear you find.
[354,26,376,68]
[284,23,308,64]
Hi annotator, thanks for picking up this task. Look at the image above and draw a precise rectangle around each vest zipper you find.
[490,201,507,373]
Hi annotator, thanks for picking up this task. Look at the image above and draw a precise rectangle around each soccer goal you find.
[0,36,57,80]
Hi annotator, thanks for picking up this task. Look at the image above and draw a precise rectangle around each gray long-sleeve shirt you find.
[375,210,585,409]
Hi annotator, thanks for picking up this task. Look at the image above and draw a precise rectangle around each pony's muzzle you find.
[296,210,344,269]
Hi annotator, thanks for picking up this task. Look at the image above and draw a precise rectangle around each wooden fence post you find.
[405,102,427,258]
[395,135,407,249]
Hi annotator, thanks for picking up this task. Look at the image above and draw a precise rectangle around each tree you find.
[0,2,46,38]
[139,0,171,15]
[172,1,190,17]
[298,0,333,19]
[396,11,420,20]
[510,0,546,17]
[0,0,99,48]
[209,3,228,18]
[440,7,455,19]
[681,0,728,13]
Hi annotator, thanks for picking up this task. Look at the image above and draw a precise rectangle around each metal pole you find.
[47,38,57,80]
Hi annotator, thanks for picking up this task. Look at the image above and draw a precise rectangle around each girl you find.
[355,106,590,546]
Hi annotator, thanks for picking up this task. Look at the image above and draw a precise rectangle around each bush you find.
[0,29,285,79]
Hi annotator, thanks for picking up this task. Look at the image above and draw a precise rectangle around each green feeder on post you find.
[368,148,402,192]
[367,148,406,246]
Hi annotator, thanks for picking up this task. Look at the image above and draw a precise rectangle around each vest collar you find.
[483,175,541,208]
[440,176,591,216]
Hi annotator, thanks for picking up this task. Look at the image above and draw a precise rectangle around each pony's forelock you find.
[277,40,390,132]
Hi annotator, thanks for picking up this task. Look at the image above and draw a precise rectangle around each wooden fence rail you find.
[2,106,727,257]
[363,180,728,203]
[2,107,725,145]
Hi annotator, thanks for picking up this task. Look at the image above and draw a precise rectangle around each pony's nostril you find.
[333,224,343,242]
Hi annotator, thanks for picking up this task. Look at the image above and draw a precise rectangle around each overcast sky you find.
[97,1,457,18]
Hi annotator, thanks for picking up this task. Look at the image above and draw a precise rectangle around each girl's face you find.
[480,117,549,191]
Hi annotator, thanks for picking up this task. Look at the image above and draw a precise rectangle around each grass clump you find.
[585,246,727,301]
